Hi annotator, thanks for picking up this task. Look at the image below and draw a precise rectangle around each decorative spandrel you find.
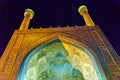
[17,39,106,80]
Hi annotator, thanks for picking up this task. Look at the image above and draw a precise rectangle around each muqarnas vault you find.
[0,5,120,80]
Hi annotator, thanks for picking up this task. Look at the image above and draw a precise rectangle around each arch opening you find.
[17,39,106,80]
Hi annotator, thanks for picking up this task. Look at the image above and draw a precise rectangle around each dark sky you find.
[0,0,120,57]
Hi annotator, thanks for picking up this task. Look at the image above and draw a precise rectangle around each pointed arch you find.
[9,32,107,80]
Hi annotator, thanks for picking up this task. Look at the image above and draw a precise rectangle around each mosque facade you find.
[0,5,120,80]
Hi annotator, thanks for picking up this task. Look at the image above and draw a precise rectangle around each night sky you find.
[0,0,120,57]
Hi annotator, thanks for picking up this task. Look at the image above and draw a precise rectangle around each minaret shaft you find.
[19,16,31,30]
[82,13,95,26]
[78,5,95,27]
[19,9,34,30]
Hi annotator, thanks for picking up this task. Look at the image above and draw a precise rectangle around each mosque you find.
[0,5,120,80]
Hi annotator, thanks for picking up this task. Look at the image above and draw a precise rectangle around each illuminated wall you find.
[0,5,120,80]
[17,39,106,80]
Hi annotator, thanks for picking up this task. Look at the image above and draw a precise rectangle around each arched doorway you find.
[17,39,106,80]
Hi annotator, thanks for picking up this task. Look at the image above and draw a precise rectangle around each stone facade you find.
[0,5,120,80]
[0,26,120,80]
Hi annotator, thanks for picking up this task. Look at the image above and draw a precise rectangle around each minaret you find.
[78,5,95,27]
[19,8,34,30]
